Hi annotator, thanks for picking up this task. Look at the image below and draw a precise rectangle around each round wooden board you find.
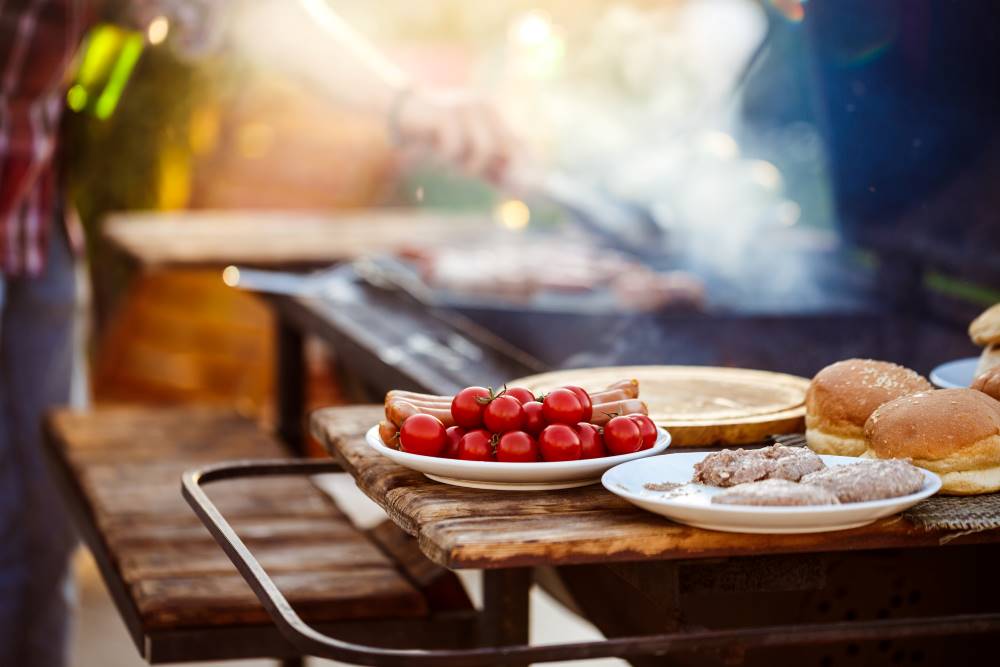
[511,365,809,447]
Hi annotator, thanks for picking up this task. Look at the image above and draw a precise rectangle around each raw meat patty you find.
[712,479,840,506]
[801,459,925,503]
[762,445,827,481]
[692,445,825,487]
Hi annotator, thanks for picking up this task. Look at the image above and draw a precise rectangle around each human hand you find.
[392,89,516,183]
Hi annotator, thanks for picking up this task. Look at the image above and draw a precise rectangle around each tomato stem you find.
[475,385,508,405]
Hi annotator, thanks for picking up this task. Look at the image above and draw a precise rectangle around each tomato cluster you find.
[396,385,657,462]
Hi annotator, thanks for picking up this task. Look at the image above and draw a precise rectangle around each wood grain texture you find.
[313,406,1000,570]
[47,406,426,631]
[512,365,809,446]
[102,209,495,268]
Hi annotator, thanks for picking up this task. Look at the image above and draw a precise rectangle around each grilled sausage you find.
[602,378,639,399]
[590,399,648,425]
[378,420,399,445]
[385,390,453,406]
[386,399,455,428]
[587,388,631,404]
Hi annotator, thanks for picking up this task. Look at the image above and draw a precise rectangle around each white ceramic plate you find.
[365,425,671,491]
[602,452,941,534]
[930,357,979,388]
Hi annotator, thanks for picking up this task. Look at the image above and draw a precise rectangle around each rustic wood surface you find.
[102,209,495,268]
[313,405,1000,570]
[511,365,809,446]
[47,406,428,630]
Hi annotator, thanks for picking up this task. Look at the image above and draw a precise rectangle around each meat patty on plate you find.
[712,479,840,506]
[800,459,925,503]
[693,445,825,487]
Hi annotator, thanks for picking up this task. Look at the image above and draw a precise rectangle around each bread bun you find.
[806,359,931,456]
[864,388,1000,495]
[972,366,1000,402]
[975,343,1000,376]
[969,303,1000,346]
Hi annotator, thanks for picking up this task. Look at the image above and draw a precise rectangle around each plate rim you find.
[602,452,942,515]
[422,473,598,490]
[365,424,671,475]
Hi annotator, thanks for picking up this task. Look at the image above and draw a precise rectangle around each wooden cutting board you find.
[511,365,809,447]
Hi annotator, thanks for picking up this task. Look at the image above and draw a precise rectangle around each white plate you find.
[365,425,671,491]
[602,452,941,534]
[930,357,979,388]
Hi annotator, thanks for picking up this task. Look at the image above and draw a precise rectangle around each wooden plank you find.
[118,539,394,581]
[416,511,1000,569]
[51,406,286,463]
[313,406,1000,570]
[133,569,427,629]
[104,515,360,551]
[145,614,482,663]
[102,209,495,269]
[47,406,430,640]
[84,477,337,525]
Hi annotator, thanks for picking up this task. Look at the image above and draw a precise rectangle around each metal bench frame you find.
[183,458,1000,666]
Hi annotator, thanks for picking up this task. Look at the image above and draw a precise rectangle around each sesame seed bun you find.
[973,366,1000,402]
[969,303,1000,346]
[864,388,1000,495]
[805,359,931,457]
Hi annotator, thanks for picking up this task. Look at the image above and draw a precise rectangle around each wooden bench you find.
[44,406,472,664]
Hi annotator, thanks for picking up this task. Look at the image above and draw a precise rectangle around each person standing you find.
[1,1,90,665]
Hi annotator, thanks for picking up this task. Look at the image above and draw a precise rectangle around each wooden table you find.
[312,407,996,569]
[301,405,1000,665]
[102,209,494,269]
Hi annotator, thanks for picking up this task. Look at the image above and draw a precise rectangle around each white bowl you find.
[602,452,941,534]
[365,425,671,491]
[930,357,979,388]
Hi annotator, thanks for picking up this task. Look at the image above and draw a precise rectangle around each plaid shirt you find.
[0,0,88,277]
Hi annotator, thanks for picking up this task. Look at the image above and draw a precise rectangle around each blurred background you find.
[69,0,998,427]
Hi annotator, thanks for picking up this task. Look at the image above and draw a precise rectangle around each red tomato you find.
[542,388,585,425]
[399,414,446,457]
[629,414,658,450]
[483,395,525,433]
[539,424,582,461]
[576,423,607,459]
[458,429,494,461]
[604,416,643,455]
[451,386,491,428]
[444,426,465,458]
[521,401,546,435]
[495,431,540,462]
[563,386,593,422]
[504,387,536,404]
